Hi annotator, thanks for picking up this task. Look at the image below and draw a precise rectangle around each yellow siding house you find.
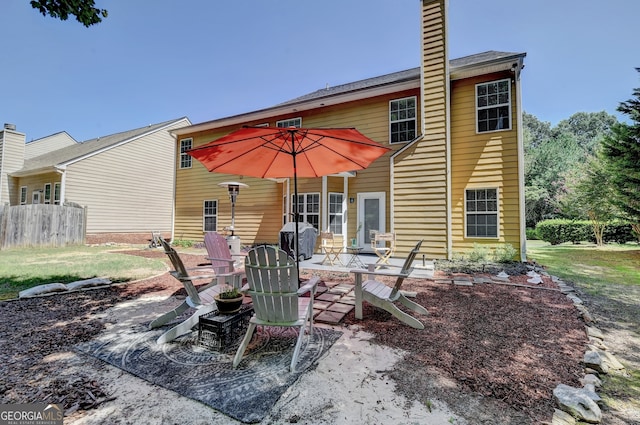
[172,0,527,261]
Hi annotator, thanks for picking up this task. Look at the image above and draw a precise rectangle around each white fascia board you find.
[451,54,526,81]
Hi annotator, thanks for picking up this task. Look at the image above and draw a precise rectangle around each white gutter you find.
[321,176,328,231]
[444,0,453,260]
[515,66,527,261]
[342,175,348,245]
[56,166,67,205]
[0,131,5,205]
[389,134,424,234]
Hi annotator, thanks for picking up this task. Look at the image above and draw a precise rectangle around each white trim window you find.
[203,200,217,232]
[180,138,193,169]
[292,193,319,230]
[32,191,41,204]
[389,96,417,143]
[465,188,499,238]
[328,192,344,234]
[43,183,52,204]
[53,183,61,205]
[20,186,27,205]
[476,79,511,133]
[276,117,302,128]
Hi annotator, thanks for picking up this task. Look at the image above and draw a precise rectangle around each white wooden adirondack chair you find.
[150,239,226,344]
[233,245,320,372]
[352,240,428,329]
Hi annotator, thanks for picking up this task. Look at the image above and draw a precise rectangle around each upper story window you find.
[465,188,499,238]
[20,187,27,205]
[277,118,302,128]
[180,138,192,169]
[476,79,511,133]
[390,97,416,143]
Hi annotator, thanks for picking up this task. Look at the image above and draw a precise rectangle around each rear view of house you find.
[171,0,526,260]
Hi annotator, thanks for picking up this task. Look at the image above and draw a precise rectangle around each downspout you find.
[322,176,327,231]
[342,175,348,247]
[57,166,67,205]
[170,134,177,243]
[515,65,527,261]
[0,131,5,205]
[389,157,394,234]
[444,0,452,260]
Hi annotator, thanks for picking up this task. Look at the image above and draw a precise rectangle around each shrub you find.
[172,239,194,248]
[601,221,636,244]
[536,219,635,245]
[468,243,490,262]
[493,244,517,262]
[526,227,539,240]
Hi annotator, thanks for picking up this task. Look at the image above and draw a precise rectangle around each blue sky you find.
[1,0,638,142]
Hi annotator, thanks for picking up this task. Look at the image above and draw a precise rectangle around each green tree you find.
[30,0,107,27]
[555,111,617,154]
[600,68,640,237]
[524,111,618,228]
[523,112,552,150]
[559,155,616,245]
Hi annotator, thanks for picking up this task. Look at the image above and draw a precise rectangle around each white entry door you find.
[357,192,386,252]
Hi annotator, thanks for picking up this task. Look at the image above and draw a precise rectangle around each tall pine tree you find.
[601,68,640,237]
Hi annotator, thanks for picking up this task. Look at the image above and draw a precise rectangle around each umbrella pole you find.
[292,149,301,284]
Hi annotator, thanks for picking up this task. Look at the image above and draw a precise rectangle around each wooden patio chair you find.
[320,231,344,266]
[233,245,320,372]
[352,240,427,329]
[150,238,239,344]
[204,231,246,275]
[371,231,396,266]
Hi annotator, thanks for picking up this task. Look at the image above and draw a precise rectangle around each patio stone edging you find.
[17,278,114,298]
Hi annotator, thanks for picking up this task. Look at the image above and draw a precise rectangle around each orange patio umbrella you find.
[187,126,391,277]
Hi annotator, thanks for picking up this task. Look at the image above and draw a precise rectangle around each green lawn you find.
[526,240,640,295]
[528,240,640,418]
[0,245,167,300]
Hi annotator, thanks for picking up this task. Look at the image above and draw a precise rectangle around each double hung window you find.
[203,200,217,232]
[180,138,192,169]
[292,193,319,230]
[476,79,511,133]
[390,97,416,143]
[465,188,498,238]
[328,193,344,234]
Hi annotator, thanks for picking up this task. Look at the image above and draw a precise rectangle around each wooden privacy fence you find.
[0,204,86,250]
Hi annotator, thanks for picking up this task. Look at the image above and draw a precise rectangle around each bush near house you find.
[536,219,636,245]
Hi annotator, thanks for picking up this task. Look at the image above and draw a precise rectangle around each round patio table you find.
[345,246,365,268]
